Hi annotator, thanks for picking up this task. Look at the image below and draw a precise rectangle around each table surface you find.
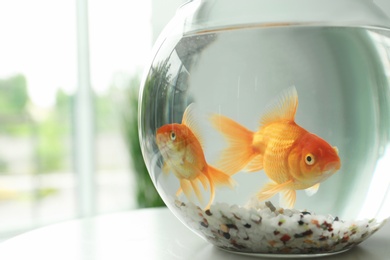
[0,207,389,260]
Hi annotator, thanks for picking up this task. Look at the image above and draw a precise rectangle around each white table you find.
[0,207,389,260]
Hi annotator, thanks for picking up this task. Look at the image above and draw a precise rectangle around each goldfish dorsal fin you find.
[260,86,298,126]
[182,103,205,147]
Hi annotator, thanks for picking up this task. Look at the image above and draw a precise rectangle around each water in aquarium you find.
[139,25,390,254]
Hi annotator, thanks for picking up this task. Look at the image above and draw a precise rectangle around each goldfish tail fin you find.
[279,190,296,209]
[257,180,294,202]
[210,114,257,175]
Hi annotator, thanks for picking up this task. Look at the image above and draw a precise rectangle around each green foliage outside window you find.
[121,76,165,208]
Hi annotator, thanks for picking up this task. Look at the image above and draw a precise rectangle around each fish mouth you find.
[156,141,169,153]
[155,135,169,153]
[156,134,166,144]
[322,161,341,173]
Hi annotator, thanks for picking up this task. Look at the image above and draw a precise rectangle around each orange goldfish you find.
[156,104,235,209]
[210,86,341,208]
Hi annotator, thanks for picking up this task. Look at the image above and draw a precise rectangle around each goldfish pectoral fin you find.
[279,190,296,209]
[261,180,294,195]
[210,114,255,175]
[260,86,298,126]
[162,162,170,176]
[198,174,208,190]
[257,183,278,201]
[180,179,193,200]
[190,179,203,203]
[203,172,215,210]
[256,182,280,201]
[256,181,292,202]
[176,187,183,197]
[244,154,263,172]
[305,183,320,196]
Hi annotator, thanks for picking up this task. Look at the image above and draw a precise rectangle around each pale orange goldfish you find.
[156,104,235,209]
[210,87,341,208]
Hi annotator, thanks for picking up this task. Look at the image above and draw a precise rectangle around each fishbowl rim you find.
[177,0,390,36]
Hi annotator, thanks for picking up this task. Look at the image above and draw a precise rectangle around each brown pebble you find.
[205,209,212,216]
[200,220,209,228]
[304,239,314,245]
[265,201,276,212]
[341,236,350,243]
[226,224,238,230]
[319,235,328,241]
[220,224,229,233]
[231,240,246,249]
[295,229,313,238]
[244,223,251,228]
[174,200,185,208]
[268,240,277,247]
[250,214,262,224]
[280,234,291,243]
[311,219,320,227]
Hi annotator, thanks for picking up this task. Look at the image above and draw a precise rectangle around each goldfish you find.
[210,86,341,208]
[156,104,235,209]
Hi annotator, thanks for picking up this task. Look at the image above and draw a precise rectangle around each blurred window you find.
[0,0,152,240]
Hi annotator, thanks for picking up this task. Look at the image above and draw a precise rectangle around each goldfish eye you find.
[305,154,315,165]
[170,131,176,141]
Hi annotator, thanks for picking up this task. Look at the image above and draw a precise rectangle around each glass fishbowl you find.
[138,0,390,257]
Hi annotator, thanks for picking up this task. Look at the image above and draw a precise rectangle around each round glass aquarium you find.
[138,0,390,257]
